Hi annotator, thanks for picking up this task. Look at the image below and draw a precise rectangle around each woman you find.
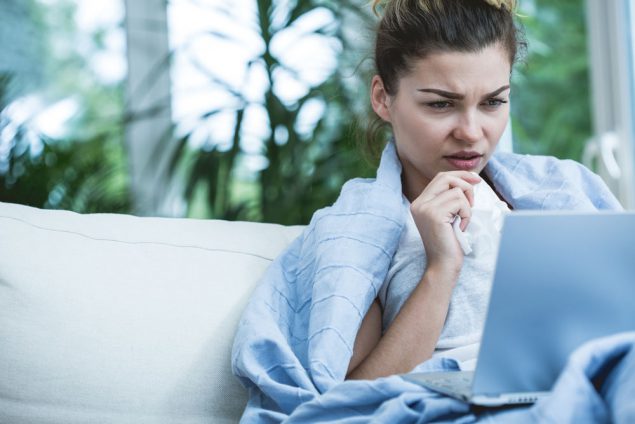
[346,0,621,380]
[232,0,627,421]
[348,0,520,380]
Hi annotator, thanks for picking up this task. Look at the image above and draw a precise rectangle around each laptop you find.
[402,211,635,406]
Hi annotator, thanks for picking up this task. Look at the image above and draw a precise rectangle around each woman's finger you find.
[413,186,472,226]
[432,187,472,222]
[416,172,481,206]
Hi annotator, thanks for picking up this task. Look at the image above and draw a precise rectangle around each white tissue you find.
[454,179,510,256]
[452,215,472,255]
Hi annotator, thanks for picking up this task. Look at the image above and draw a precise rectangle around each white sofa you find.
[0,201,304,424]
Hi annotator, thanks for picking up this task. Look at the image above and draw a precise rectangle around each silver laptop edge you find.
[402,372,549,406]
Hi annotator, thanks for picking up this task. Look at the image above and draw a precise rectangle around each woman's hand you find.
[410,171,481,276]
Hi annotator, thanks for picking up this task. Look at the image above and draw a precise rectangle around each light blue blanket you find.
[231,142,629,422]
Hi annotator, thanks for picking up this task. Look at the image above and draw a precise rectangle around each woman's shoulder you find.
[489,151,593,177]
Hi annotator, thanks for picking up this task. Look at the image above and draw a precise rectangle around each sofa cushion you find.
[0,201,304,424]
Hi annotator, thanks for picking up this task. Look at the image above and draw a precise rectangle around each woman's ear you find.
[370,75,392,123]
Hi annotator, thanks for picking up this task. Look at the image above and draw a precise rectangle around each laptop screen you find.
[472,211,635,395]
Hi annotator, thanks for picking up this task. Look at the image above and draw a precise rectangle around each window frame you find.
[584,0,635,208]
[124,0,174,216]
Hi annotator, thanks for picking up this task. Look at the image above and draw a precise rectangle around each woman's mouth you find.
[444,152,483,170]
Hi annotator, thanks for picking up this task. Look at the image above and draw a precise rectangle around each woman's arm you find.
[346,263,458,379]
[346,171,479,380]
[346,298,382,374]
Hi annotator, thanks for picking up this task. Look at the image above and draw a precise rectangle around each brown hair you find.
[362,0,526,161]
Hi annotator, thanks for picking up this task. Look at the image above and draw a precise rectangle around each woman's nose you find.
[452,111,483,143]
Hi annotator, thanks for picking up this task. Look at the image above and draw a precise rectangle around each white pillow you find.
[0,202,304,424]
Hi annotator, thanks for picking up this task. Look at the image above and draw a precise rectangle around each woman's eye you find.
[426,101,453,109]
[483,98,508,108]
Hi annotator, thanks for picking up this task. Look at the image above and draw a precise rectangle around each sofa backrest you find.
[0,201,304,424]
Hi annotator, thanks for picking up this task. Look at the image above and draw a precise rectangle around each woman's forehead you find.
[401,45,512,91]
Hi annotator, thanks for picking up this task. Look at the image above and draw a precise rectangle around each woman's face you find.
[371,43,512,201]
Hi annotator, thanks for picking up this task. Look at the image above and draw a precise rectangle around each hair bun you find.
[372,0,517,16]
[483,0,516,11]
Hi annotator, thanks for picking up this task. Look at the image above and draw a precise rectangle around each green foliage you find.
[171,0,375,225]
[0,73,131,213]
[512,0,591,161]
[0,0,131,213]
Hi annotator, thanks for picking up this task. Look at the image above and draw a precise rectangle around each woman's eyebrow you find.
[416,88,463,99]
[416,85,510,99]
[484,85,511,97]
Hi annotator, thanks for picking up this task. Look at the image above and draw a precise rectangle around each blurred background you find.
[1,0,634,225]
